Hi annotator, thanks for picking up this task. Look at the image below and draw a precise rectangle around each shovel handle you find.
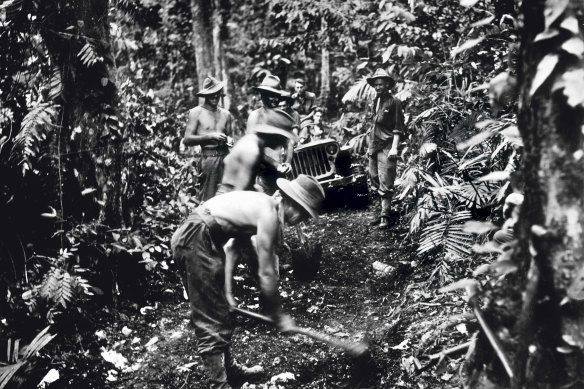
[232,307,368,357]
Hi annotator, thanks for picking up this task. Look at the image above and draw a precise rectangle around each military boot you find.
[224,348,264,385]
[201,353,231,389]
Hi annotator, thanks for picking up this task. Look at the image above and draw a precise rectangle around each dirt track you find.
[48,202,468,389]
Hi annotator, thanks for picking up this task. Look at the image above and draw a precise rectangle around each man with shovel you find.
[171,175,325,388]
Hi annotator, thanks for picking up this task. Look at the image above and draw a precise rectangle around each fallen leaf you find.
[144,336,159,348]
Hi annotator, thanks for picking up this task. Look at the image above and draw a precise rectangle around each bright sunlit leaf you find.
[561,37,584,58]
[475,171,510,182]
[560,16,579,34]
[459,0,479,7]
[558,69,584,107]
[543,0,569,30]
[471,15,495,27]
[451,37,485,58]
[529,54,559,97]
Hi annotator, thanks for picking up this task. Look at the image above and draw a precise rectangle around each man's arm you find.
[223,238,240,308]
[282,138,295,168]
[254,203,293,331]
[388,99,405,157]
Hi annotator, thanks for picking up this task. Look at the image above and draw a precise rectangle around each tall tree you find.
[466,0,584,387]
[192,0,231,109]
[38,0,123,226]
[319,16,331,106]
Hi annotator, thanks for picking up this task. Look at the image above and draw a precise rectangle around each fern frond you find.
[78,42,103,67]
[11,102,59,172]
[48,66,63,101]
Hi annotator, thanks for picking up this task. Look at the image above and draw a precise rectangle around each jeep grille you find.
[291,145,334,180]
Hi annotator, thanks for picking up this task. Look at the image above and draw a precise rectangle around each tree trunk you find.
[191,0,215,92]
[319,17,331,108]
[465,0,584,388]
[39,0,123,227]
[212,0,231,110]
[192,0,231,109]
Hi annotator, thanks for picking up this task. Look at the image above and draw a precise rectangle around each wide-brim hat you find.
[197,76,224,96]
[366,69,395,87]
[254,75,285,96]
[280,91,294,103]
[277,175,325,218]
[252,108,298,142]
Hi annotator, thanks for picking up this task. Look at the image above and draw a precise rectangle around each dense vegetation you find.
[1,0,583,388]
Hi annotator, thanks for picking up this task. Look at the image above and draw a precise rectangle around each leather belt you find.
[201,148,229,157]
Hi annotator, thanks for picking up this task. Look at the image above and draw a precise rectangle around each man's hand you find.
[388,148,398,160]
[276,313,296,333]
[209,133,228,143]
[277,163,292,175]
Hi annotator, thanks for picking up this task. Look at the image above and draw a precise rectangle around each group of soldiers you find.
[172,69,404,388]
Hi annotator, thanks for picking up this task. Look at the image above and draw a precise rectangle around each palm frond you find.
[0,326,55,389]
[341,77,375,104]
[418,210,474,259]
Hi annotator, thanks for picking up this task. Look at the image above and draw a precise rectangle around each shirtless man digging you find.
[171,175,325,388]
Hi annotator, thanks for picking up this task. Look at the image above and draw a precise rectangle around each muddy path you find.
[47,202,469,389]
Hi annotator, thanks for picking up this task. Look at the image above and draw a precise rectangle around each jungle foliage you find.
[1,0,583,387]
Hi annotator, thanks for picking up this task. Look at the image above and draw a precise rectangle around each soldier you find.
[183,76,233,201]
[291,78,317,120]
[218,108,297,196]
[366,68,405,229]
[171,175,325,389]
[244,75,295,194]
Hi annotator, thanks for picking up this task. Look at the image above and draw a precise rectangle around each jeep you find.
[290,139,369,207]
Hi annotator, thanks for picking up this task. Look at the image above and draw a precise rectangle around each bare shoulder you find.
[206,191,276,224]
[218,107,233,118]
[188,106,203,117]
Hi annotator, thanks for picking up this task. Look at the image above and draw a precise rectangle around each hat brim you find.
[252,124,298,142]
[276,178,319,218]
[254,86,285,96]
[366,75,395,87]
[197,81,225,96]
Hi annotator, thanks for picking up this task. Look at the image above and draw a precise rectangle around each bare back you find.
[204,191,277,237]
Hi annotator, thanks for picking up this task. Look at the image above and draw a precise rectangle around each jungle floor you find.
[41,197,475,389]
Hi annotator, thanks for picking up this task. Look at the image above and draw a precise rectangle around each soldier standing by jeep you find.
[366,69,405,229]
[183,76,233,202]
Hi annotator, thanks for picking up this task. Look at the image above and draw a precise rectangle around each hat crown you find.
[290,175,325,212]
[259,108,295,132]
[372,69,390,78]
[259,75,281,90]
[202,76,221,90]
[197,75,224,96]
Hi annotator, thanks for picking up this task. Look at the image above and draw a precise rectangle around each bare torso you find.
[185,105,232,148]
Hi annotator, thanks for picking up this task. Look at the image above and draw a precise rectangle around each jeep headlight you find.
[325,143,338,155]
